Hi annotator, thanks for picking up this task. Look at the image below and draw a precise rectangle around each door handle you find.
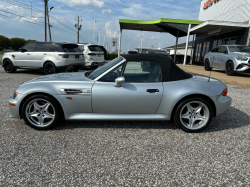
[27,53,30,55]
[44,53,47,55]
[146,89,159,93]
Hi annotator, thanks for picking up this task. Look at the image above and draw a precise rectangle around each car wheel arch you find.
[3,58,13,66]
[170,93,217,121]
[19,92,65,120]
[43,60,55,68]
[225,60,235,69]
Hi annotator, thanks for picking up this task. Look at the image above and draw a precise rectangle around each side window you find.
[22,42,36,52]
[48,43,59,52]
[218,46,227,53]
[98,63,125,82]
[123,60,162,83]
[35,43,49,52]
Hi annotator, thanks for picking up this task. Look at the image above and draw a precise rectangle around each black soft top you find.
[122,53,192,82]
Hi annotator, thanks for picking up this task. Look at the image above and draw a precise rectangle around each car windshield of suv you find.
[88,46,103,51]
[78,45,84,51]
[228,46,250,53]
[62,44,81,52]
[87,57,123,80]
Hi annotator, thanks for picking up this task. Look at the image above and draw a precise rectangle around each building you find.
[193,0,250,63]
[164,41,194,56]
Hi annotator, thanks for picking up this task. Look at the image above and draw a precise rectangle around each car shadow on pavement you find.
[51,107,249,132]
[212,69,250,78]
[14,69,45,75]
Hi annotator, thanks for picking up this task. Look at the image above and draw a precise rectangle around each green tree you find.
[25,39,36,43]
[0,35,10,49]
[10,37,26,51]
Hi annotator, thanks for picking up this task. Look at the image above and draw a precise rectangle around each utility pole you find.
[44,0,48,42]
[47,6,53,42]
[75,16,82,43]
[93,20,100,44]
[98,29,101,45]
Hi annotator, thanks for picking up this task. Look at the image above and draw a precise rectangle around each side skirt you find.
[65,113,170,121]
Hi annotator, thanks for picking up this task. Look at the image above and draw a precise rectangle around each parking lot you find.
[0,67,250,186]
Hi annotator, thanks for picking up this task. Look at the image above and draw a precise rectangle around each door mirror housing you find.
[21,49,27,52]
[114,76,125,87]
[224,51,228,54]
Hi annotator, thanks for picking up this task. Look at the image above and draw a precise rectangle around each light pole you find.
[140,39,143,53]
[93,20,99,44]
[103,35,107,46]
[98,29,101,45]
[47,6,54,42]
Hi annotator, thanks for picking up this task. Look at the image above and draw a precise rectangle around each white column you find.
[118,29,122,56]
[174,30,179,63]
[183,24,191,66]
[246,25,250,46]
[93,20,95,44]
[189,34,195,65]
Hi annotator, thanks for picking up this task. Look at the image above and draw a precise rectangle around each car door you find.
[213,47,223,68]
[32,43,49,69]
[92,60,164,114]
[14,42,36,68]
[218,46,229,69]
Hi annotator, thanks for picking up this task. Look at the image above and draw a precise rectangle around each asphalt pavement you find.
[0,67,250,186]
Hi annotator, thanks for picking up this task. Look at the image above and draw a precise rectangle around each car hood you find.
[233,52,250,56]
[22,72,92,85]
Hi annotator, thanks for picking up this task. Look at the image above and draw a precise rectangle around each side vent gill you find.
[64,89,83,94]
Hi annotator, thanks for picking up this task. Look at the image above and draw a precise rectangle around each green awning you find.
[119,18,204,37]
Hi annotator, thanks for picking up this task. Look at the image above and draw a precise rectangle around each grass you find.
[0,51,5,54]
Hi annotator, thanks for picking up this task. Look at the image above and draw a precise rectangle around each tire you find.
[226,61,236,76]
[3,59,16,73]
[174,97,213,133]
[44,62,57,75]
[22,94,63,130]
[204,59,212,71]
[92,65,98,69]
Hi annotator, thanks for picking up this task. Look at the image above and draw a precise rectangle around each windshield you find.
[228,46,250,53]
[88,57,124,80]
[88,46,103,51]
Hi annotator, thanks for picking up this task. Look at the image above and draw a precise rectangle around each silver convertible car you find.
[8,54,232,132]
[204,45,250,76]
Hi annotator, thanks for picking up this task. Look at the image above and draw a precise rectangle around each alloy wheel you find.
[179,101,210,130]
[45,63,55,74]
[25,99,55,127]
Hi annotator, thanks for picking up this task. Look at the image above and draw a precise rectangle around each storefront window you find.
[223,38,230,45]
[230,37,237,44]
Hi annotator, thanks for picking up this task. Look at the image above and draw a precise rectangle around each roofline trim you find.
[119,18,205,25]
[190,20,250,32]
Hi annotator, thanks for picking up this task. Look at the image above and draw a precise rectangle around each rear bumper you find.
[211,95,232,116]
[57,63,84,71]
[91,61,105,66]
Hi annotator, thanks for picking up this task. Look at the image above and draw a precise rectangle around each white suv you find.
[2,42,85,74]
[78,44,105,68]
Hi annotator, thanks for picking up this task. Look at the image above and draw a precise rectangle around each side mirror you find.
[114,76,125,87]
[21,49,27,52]
[224,51,228,54]
[18,48,22,52]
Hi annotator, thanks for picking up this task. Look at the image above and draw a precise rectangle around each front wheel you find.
[22,95,63,130]
[174,97,213,132]
[3,59,16,73]
[226,61,236,76]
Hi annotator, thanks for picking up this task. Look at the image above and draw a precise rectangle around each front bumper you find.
[9,94,23,119]
[211,95,232,116]
[236,64,250,72]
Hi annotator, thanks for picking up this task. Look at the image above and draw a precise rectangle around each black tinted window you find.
[218,46,227,53]
[23,42,36,52]
[78,45,84,51]
[88,46,102,51]
[48,43,59,52]
[62,44,81,52]
[211,48,217,52]
[35,43,48,52]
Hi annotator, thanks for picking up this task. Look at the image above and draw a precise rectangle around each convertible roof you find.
[122,54,192,82]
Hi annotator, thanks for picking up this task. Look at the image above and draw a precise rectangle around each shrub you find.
[0,35,10,49]
[107,53,118,60]
[10,38,26,51]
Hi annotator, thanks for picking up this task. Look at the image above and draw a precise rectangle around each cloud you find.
[69,0,105,9]
[136,32,144,37]
[102,9,114,15]
[105,21,119,38]
[150,35,159,40]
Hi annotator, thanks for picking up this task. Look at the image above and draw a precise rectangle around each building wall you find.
[199,0,250,22]
[170,49,192,56]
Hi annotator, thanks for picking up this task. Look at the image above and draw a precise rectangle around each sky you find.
[0,0,201,53]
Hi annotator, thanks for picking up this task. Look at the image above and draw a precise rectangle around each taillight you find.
[222,88,228,96]
[169,56,172,60]
[65,65,69,69]
[87,53,96,56]
[58,54,69,58]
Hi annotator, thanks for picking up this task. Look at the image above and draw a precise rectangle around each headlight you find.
[12,91,18,99]
[236,57,248,61]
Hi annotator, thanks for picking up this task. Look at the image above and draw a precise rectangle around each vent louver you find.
[64,89,83,94]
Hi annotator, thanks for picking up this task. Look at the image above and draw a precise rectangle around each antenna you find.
[208,70,212,82]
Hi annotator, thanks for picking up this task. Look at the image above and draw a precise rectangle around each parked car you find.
[8,54,231,132]
[128,51,138,54]
[78,44,105,68]
[99,46,108,60]
[204,45,250,76]
[2,42,85,75]
[146,50,172,60]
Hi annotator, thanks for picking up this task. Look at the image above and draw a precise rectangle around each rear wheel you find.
[226,61,236,76]
[44,62,57,75]
[3,59,16,73]
[22,95,63,130]
[174,97,213,132]
[204,59,212,71]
